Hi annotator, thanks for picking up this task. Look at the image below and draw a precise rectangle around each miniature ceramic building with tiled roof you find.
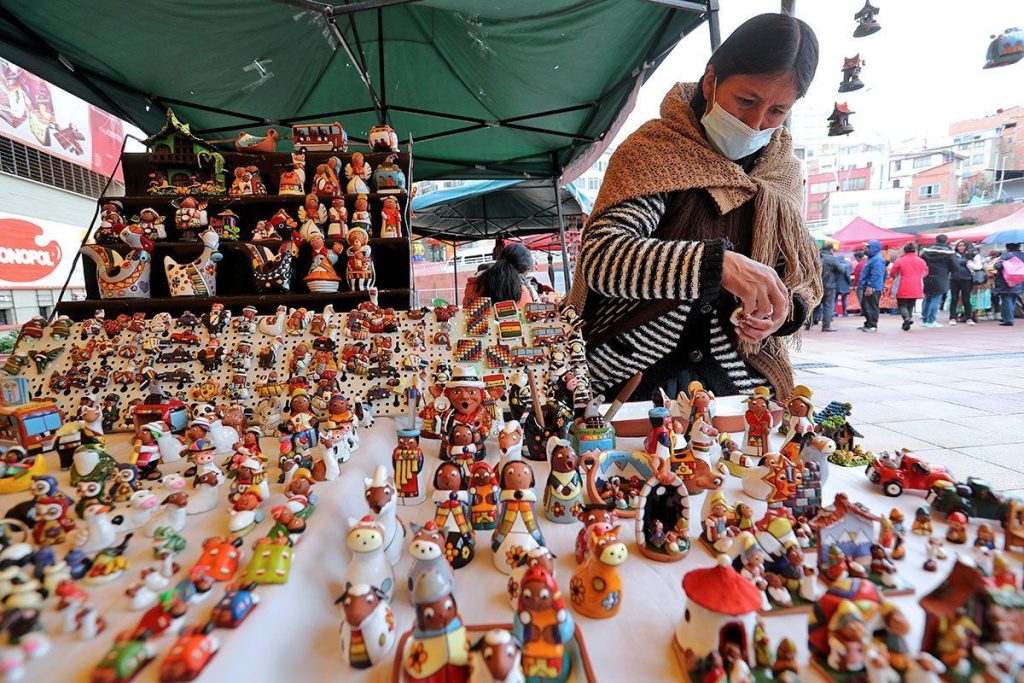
[808,492,881,568]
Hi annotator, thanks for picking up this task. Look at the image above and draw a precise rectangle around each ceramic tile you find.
[875,398,988,420]
[875,419,1019,449]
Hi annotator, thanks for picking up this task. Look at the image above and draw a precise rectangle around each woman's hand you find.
[722,250,790,343]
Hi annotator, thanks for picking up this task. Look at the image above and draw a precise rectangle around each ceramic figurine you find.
[57,583,107,639]
[80,226,154,299]
[303,225,346,293]
[522,398,574,463]
[173,197,208,240]
[369,124,400,153]
[431,462,475,570]
[946,511,968,544]
[134,207,167,240]
[779,385,815,460]
[465,461,499,532]
[393,428,426,506]
[699,491,738,554]
[228,487,265,536]
[543,438,583,524]
[742,386,774,458]
[145,493,189,537]
[635,455,691,562]
[107,463,141,503]
[444,422,482,473]
[327,196,348,238]
[164,229,221,296]
[31,496,75,546]
[991,552,1019,589]
[492,460,545,575]
[513,566,576,683]
[912,506,932,536]
[85,533,134,584]
[344,152,372,194]
[279,152,306,195]
[71,447,115,519]
[375,155,406,195]
[351,193,372,233]
[498,421,524,468]
[407,522,454,595]
[246,239,300,293]
[469,630,525,683]
[343,516,394,601]
[570,523,627,619]
[96,199,125,242]
[867,448,953,497]
[364,465,406,566]
[434,365,494,460]
[345,227,375,291]
[243,536,294,585]
[186,471,221,515]
[121,489,160,531]
[973,522,996,549]
[402,568,470,683]
[380,195,403,237]
[337,583,396,670]
[506,546,557,611]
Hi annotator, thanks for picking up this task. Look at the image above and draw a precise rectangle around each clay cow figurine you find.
[571,524,628,619]
[336,583,396,670]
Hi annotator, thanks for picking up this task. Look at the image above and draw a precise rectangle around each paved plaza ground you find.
[792,311,1024,495]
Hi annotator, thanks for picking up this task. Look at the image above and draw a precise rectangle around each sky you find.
[613,0,1023,150]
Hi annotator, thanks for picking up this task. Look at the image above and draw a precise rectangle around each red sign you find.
[0,218,62,283]
[89,107,124,181]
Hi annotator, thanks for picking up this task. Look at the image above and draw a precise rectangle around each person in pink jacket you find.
[888,243,929,331]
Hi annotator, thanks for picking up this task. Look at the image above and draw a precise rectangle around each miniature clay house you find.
[839,54,865,93]
[814,401,863,453]
[808,493,880,569]
[853,1,881,38]
[673,554,764,677]
[827,103,855,137]
[144,108,226,193]
[920,557,1024,656]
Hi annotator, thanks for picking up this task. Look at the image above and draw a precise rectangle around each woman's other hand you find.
[722,250,790,342]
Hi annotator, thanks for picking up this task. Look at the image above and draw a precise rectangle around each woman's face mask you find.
[701,78,779,161]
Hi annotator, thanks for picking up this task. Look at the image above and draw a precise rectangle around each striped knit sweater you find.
[579,192,766,396]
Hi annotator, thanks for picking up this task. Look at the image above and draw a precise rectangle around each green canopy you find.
[0,0,714,181]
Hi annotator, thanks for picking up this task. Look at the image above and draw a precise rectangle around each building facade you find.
[909,160,961,212]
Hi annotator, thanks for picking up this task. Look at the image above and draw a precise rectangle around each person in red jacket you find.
[888,242,929,331]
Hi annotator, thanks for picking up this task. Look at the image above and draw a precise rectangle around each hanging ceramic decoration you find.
[838,55,865,92]
[852,1,881,37]
[635,454,690,562]
[80,226,154,299]
[983,27,1024,69]
[827,102,855,137]
[245,240,299,293]
[368,124,399,153]
[164,229,222,297]
[373,154,406,194]
[345,228,375,291]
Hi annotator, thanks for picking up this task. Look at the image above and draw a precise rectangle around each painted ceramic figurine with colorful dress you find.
[492,460,546,575]
[336,583,396,670]
[345,227,375,291]
[543,438,583,524]
[780,385,815,459]
[431,462,475,570]
[468,461,499,531]
[393,428,425,506]
[513,566,576,683]
[742,386,774,458]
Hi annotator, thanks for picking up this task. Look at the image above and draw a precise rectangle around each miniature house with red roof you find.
[828,102,855,137]
[808,493,880,569]
[673,554,764,675]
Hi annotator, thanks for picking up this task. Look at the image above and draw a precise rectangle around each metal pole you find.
[782,0,795,130]
[452,240,459,306]
[553,175,572,291]
[707,0,721,50]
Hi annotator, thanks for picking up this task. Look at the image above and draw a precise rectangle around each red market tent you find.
[830,217,915,251]
[917,205,1024,245]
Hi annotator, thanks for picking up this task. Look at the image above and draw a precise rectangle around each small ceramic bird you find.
[234,128,280,153]
[245,241,299,293]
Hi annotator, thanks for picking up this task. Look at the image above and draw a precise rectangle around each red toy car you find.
[158,623,219,682]
[169,331,200,346]
[193,537,244,582]
[866,449,954,497]
[130,597,188,640]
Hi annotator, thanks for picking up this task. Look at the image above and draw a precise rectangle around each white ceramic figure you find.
[145,494,188,537]
[164,229,221,297]
[364,466,405,566]
[468,629,525,683]
[342,517,394,602]
[70,505,120,554]
[337,583,396,670]
[126,568,170,610]
[186,471,222,515]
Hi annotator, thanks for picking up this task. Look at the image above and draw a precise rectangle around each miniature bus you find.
[0,401,63,454]
[291,122,348,153]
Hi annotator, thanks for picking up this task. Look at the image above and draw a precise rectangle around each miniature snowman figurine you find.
[343,516,394,601]
[491,460,546,575]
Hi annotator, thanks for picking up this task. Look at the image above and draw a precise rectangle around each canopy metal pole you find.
[552,174,572,290]
[707,0,721,50]
[452,240,459,306]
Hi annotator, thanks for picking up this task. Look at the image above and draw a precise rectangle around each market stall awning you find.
[412,178,592,240]
[830,216,915,251]
[918,205,1024,245]
[0,0,714,182]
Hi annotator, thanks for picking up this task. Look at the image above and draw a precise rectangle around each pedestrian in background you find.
[888,242,928,331]
[993,242,1024,326]
[835,254,852,316]
[858,240,885,332]
[948,239,981,325]
[815,243,844,332]
[920,234,957,328]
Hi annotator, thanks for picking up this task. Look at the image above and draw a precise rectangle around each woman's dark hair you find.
[476,242,534,302]
[903,243,917,254]
[695,13,819,109]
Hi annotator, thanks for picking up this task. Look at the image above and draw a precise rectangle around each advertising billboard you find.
[0,212,85,290]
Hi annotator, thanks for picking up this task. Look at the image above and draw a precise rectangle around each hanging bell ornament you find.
[827,103,855,137]
[853,1,881,38]
[983,28,1023,69]
[839,55,865,93]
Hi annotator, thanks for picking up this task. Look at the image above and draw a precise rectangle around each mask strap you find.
[705,77,717,117]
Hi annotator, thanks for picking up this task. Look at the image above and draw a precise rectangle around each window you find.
[971,153,985,165]
[913,156,933,169]
[892,179,901,188]
[958,143,969,150]
[919,183,941,198]
[809,181,832,195]
[840,177,867,191]
[38,306,51,318]
[893,160,902,171]
[0,310,8,326]
[974,140,985,148]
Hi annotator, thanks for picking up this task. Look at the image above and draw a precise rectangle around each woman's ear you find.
[701,64,716,109]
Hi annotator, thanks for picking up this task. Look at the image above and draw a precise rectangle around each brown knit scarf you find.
[567,83,823,398]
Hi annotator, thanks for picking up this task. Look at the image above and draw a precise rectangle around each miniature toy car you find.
[168,331,200,346]
[91,633,157,683]
[866,450,954,497]
[193,537,244,582]
[211,583,259,628]
[525,302,558,322]
[530,326,566,346]
[158,623,219,682]
[367,364,399,380]
[927,476,1012,521]
[366,386,392,403]
[157,369,195,385]
[130,597,188,640]
[157,348,196,364]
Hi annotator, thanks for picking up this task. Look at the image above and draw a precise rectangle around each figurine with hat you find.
[280,388,319,465]
[303,222,345,293]
[345,226,375,291]
[513,565,576,683]
[402,567,470,682]
[742,386,774,459]
[393,427,425,505]
[434,364,493,462]
[780,385,815,460]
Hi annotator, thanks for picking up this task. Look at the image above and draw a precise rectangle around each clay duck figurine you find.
[234,128,280,153]
[164,229,221,297]
[80,226,154,299]
[244,240,299,293]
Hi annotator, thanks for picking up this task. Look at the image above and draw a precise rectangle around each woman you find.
[993,242,1024,326]
[835,255,852,317]
[464,242,537,307]
[948,239,982,325]
[567,13,820,401]
[888,242,928,331]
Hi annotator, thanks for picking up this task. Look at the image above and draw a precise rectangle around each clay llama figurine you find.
[407,522,454,594]
[491,460,546,575]
[343,516,394,601]
[336,583,396,670]
[543,437,583,524]
[571,524,628,619]
[469,630,525,683]
[364,465,405,566]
